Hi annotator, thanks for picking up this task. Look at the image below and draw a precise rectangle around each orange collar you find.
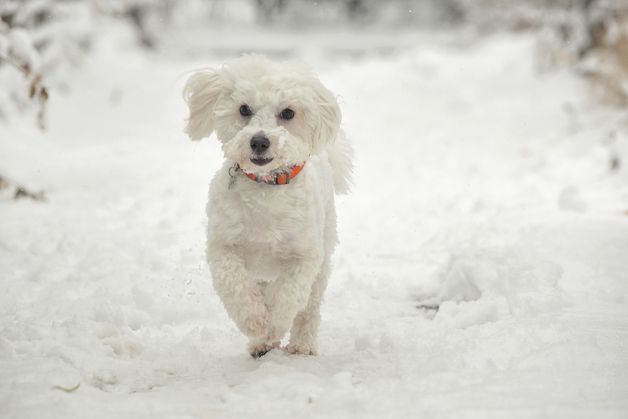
[233,162,305,186]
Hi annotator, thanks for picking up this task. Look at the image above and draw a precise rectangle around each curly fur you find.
[183,55,353,357]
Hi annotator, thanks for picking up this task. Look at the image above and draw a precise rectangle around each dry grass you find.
[582,11,628,108]
[0,175,46,202]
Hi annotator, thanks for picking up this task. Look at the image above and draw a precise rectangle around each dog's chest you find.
[232,185,305,248]
[236,196,300,283]
[211,168,320,258]
[238,194,296,245]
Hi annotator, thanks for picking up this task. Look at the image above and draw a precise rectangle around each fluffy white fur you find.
[183,55,353,357]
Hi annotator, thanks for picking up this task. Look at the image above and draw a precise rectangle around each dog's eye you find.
[279,108,295,120]
[239,104,253,117]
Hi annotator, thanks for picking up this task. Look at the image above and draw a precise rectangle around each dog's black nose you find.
[250,134,270,153]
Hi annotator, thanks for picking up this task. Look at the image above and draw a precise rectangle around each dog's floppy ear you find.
[183,69,223,141]
[311,78,341,151]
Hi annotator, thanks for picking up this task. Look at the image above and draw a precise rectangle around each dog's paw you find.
[284,342,318,356]
[248,340,279,359]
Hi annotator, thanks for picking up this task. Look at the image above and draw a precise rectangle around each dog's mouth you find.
[250,157,274,166]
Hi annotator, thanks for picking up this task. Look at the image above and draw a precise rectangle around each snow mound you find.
[423,247,564,327]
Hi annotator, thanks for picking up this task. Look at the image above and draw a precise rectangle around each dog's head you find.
[183,55,341,173]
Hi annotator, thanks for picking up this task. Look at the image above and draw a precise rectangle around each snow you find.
[1,27,628,418]
[6,29,40,72]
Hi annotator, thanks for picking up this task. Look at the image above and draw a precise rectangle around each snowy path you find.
[1,33,628,418]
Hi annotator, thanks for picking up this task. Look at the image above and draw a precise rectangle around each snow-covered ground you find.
[1,27,628,418]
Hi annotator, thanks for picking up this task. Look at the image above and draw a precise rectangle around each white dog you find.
[183,55,352,358]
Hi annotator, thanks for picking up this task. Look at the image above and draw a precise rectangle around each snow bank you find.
[430,248,564,326]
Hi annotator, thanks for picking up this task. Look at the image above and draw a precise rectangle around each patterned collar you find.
[229,162,306,186]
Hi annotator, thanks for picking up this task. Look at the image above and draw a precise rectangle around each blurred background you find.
[1,0,627,143]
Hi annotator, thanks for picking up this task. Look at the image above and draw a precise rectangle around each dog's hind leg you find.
[285,204,337,356]
[285,259,330,356]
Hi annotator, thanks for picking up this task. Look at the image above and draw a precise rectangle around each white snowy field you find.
[1,28,628,418]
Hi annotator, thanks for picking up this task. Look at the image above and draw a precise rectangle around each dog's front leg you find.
[208,244,269,340]
[264,255,321,344]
